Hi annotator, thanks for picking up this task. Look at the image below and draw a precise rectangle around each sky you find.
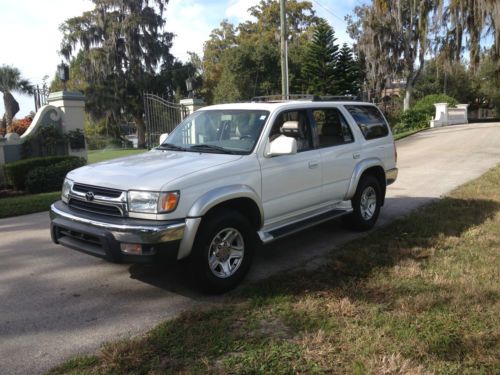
[0,0,361,116]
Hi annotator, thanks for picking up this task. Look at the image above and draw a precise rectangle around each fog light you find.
[120,243,143,254]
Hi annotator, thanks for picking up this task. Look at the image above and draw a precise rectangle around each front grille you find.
[69,198,123,217]
[73,183,123,198]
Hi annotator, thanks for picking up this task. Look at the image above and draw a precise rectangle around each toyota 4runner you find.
[50,98,398,293]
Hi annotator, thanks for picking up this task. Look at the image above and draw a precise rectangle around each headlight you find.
[61,178,73,203]
[128,191,179,213]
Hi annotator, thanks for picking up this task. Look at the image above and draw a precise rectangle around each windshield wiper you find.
[189,144,239,154]
[157,143,188,151]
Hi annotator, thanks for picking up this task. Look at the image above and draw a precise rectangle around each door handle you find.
[308,161,319,169]
[353,153,361,159]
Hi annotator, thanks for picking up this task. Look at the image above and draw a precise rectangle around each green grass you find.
[0,191,61,219]
[393,128,425,140]
[48,165,500,375]
[87,148,146,164]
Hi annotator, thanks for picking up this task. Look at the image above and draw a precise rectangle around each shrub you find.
[9,115,33,135]
[25,157,86,194]
[393,94,459,133]
[4,156,84,191]
[412,94,458,117]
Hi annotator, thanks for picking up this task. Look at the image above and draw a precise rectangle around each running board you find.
[258,208,351,244]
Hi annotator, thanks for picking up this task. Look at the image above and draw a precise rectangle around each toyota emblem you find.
[85,191,95,201]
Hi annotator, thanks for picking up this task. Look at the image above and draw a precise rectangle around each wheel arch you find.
[178,186,263,260]
[345,159,387,205]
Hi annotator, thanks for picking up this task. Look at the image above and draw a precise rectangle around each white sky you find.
[0,0,357,116]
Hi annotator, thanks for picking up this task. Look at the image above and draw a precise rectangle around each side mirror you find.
[159,133,169,145]
[267,135,297,157]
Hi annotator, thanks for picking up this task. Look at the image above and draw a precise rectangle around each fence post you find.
[179,98,205,118]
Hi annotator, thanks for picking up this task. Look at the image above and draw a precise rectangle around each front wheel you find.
[344,175,382,231]
[188,209,255,293]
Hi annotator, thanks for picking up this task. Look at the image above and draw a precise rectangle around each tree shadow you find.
[235,196,500,299]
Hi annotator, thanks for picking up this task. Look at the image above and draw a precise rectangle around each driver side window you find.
[269,110,312,152]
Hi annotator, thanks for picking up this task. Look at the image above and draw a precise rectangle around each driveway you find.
[1,122,500,375]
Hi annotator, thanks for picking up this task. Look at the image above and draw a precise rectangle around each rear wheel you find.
[188,209,255,293]
[344,175,382,231]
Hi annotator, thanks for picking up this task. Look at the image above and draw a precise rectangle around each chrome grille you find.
[68,198,123,217]
[69,183,127,217]
[73,183,122,198]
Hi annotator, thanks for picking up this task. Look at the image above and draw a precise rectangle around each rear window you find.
[345,105,389,140]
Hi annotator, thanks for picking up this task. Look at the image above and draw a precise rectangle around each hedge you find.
[25,157,87,194]
[4,156,85,191]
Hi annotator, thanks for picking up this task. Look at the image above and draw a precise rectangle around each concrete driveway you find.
[1,122,500,375]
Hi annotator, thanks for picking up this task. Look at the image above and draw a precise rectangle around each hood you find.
[67,150,243,191]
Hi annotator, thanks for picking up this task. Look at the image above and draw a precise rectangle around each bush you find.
[393,94,459,133]
[25,157,86,194]
[412,94,458,117]
[4,156,84,191]
[9,115,33,136]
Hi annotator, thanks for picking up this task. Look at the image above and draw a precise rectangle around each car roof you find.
[199,101,376,112]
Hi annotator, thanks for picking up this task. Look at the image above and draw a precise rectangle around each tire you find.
[344,175,382,231]
[188,209,256,293]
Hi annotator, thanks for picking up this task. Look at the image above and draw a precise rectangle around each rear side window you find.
[345,105,389,140]
[312,108,354,148]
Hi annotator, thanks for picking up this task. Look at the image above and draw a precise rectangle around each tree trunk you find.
[3,91,20,130]
[403,86,412,111]
[136,116,146,149]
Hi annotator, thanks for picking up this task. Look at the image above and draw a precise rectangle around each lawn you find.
[87,148,147,164]
[48,165,500,374]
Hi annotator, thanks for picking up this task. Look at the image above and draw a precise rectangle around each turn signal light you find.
[159,192,180,213]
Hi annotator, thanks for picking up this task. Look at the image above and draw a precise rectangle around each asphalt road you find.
[1,123,500,375]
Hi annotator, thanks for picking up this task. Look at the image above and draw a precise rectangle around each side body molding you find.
[344,157,385,200]
[177,185,263,260]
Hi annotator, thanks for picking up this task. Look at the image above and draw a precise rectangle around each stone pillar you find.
[48,91,87,160]
[180,98,205,117]
[430,103,449,128]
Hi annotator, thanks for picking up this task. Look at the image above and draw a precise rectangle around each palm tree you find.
[0,65,32,134]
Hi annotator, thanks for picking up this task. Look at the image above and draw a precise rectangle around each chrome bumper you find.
[386,168,398,185]
[50,201,186,262]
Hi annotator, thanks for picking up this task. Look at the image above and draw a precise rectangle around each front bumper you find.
[50,200,185,262]
[386,168,398,185]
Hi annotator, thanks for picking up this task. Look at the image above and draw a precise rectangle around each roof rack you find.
[251,94,317,102]
[249,94,361,103]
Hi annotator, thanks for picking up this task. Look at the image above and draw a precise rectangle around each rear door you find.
[311,106,361,202]
[344,105,394,169]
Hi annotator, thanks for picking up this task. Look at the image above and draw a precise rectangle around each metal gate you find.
[143,93,189,147]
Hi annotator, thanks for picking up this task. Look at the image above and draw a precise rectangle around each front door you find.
[259,109,322,225]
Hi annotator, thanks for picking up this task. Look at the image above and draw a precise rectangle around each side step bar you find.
[258,208,351,244]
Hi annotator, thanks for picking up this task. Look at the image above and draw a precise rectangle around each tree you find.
[348,0,435,110]
[435,0,500,71]
[201,0,319,103]
[335,43,363,96]
[59,0,174,147]
[0,65,32,134]
[301,19,338,95]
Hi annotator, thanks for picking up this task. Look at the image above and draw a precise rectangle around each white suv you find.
[50,99,397,292]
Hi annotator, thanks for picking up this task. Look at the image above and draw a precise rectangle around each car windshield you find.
[161,109,270,154]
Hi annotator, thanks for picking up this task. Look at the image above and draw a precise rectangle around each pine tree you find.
[301,19,339,95]
[335,43,362,96]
